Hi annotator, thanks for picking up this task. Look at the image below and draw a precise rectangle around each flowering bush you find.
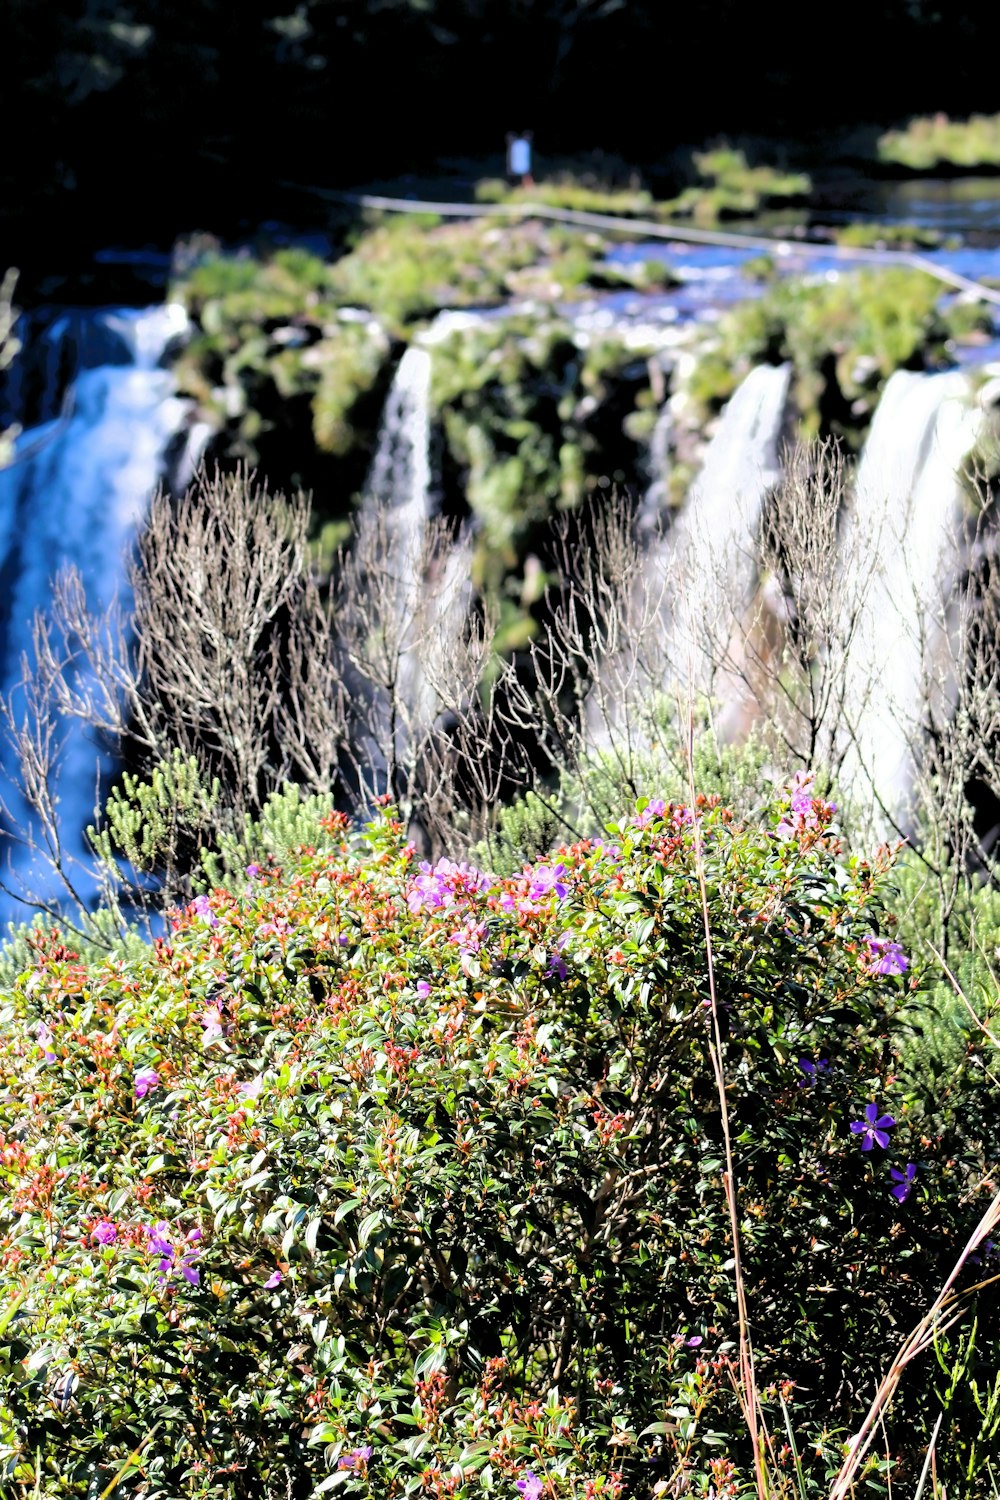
[0,789,992,1496]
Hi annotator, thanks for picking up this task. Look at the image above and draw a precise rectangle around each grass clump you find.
[664,147,811,226]
[832,221,951,251]
[878,111,1000,172]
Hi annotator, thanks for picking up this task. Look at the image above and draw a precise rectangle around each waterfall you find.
[657,362,792,701]
[0,303,196,928]
[585,362,791,748]
[351,336,440,790]
[364,343,433,588]
[837,368,980,829]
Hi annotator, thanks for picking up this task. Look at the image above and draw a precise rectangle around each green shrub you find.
[687,267,990,441]
[878,112,1000,172]
[664,150,811,226]
[0,788,992,1495]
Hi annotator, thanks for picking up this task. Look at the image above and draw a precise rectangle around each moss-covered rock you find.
[429,312,655,599]
[686,266,992,444]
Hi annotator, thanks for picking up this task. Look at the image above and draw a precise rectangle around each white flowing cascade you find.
[658,361,792,699]
[837,368,980,830]
[359,334,465,780]
[0,303,195,925]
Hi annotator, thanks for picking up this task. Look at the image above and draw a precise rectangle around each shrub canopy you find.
[0,789,990,1496]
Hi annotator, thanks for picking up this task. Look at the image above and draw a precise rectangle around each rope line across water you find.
[285,181,1000,308]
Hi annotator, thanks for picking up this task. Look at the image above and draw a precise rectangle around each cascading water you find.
[837,368,980,829]
[0,302,197,927]
[365,342,433,580]
[586,362,792,747]
[656,361,792,701]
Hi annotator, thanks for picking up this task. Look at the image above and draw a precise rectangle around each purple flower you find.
[134,1066,160,1100]
[245,863,262,879]
[890,1163,918,1204]
[239,1075,264,1102]
[864,936,908,977]
[850,1102,896,1151]
[416,980,431,998]
[546,951,568,982]
[407,859,486,913]
[797,1056,831,1086]
[528,863,569,901]
[263,1268,283,1289]
[338,1446,373,1470]
[448,919,486,954]
[515,1473,544,1500]
[179,1252,201,1286]
[145,1221,174,1260]
[92,1220,117,1245]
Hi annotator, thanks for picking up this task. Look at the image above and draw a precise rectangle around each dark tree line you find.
[5,0,999,278]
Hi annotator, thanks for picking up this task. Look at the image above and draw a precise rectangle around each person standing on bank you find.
[506,131,534,188]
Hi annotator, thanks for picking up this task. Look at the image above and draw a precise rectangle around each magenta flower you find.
[515,1473,544,1500]
[239,1075,263,1101]
[416,980,431,998]
[134,1067,160,1100]
[890,1163,918,1204]
[263,1268,283,1289]
[850,1102,895,1151]
[245,863,261,878]
[863,936,908,976]
[92,1220,117,1245]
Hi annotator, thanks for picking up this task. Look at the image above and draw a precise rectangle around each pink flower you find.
[633,798,667,829]
[134,1067,160,1100]
[35,1021,56,1064]
[263,1268,283,1289]
[191,893,219,928]
[416,980,431,998]
[516,1473,544,1500]
[199,1005,225,1042]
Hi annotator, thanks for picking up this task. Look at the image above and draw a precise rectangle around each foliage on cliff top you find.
[878,112,1000,172]
[1,788,997,1496]
[687,265,991,441]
